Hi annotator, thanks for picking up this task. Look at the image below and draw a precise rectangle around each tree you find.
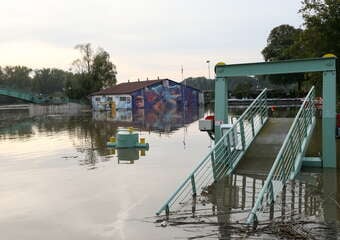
[0,67,3,85]
[298,0,340,57]
[73,43,93,74]
[70,43,117,99]
[92,49,117,89]
[182,77,214,91]
[262,1,340,95]
[2,66,32,90]
[262,24,302,61]
[261,25,305,93]
[290,0,340,94]
[233,82,253,98]
[32,68,73,94]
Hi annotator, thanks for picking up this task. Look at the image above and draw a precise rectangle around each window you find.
[107,97,113,102]
[126,96,131,103]
[120,96,127,102]
[95,97,101,101]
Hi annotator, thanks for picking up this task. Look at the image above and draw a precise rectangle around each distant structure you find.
[90,79,203,111]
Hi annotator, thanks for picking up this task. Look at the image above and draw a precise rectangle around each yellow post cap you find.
[215,62,226,67]
[323,53,337,58]
[214,62,226,73]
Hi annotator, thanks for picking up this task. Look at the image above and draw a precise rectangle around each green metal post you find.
[268,181,274,204]
[239,120,246,150]
[165,204,170,217]
[190,175,197,197]
[322,70,337,168]
[251,117,255,137]
[211,152,217,181]
[214,77,228,142]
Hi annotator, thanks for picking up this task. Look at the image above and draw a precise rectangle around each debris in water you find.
[161,220,168,227]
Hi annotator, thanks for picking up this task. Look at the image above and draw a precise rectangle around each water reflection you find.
[109,148,148,164]
[0,104,204,168]
[93,105,204,133]
[164,170,340,239]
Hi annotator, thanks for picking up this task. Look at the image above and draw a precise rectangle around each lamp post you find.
[206,60,211,80]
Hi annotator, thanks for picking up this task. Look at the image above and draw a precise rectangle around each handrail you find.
[156,88,268,216]
[0,87,69,104]
[246,86,316,224]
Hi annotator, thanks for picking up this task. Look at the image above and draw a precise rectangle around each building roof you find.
[90,79,163,96]
[91,78,201,96]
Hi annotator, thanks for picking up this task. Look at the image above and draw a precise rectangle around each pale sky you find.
[0,0,303,83]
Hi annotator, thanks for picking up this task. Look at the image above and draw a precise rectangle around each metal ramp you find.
[156,86,316,225]
[156,88,269,216]
[246,86,316,224]
[235,118,294,176]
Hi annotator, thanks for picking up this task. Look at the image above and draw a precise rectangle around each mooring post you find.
[322,70,337,168]
[214,62,228,143]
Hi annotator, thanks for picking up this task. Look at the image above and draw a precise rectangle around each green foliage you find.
[298,0,340,57]
[92,49,117,89]
[296,0,339,95]
[68,43,117,99]
[233,82,253,98]
[262,0,339,94]
[183,76,262,98]
[261,25,305,91]
[32,68,72,94]
[0,66,32,90]
[0,43,117,102]
[262,25,302,61]
[182,76,214,91]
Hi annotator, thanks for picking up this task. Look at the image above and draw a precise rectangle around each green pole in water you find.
[214,62,228,143]
[322,62,337,167]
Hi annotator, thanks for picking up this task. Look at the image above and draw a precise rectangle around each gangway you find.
[235,118,294,175]
[247,86,316,224]
[156,88,269,215]
[156,57,337,226]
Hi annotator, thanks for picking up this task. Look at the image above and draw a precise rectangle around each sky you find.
[0,0,303,83]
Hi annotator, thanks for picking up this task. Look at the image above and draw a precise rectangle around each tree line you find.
[184,0,339,97]
[261,0,339,94]
[0,43,117,100]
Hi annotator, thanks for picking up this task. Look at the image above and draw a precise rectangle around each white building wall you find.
[91,94,132,111]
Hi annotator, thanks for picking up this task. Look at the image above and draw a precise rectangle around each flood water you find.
[0,104,340,239]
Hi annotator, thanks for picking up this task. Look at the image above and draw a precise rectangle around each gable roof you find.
[91,79,163,95]
[91,78,201,96]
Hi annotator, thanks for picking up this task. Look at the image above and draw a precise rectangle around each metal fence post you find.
[240,120,246,150]
[191,175,197,197]
[211,152,217,181]
[251,117,255,137]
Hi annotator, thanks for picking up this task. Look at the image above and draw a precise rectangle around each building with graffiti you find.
[90,79,203,111]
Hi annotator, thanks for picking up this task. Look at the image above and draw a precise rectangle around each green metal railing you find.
[0,87,69,104]
[156,89,268,216]
[247,86,316,224]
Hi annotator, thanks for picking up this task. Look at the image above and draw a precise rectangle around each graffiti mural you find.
[131,80,199,111]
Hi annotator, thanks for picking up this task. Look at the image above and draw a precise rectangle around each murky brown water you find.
[0,104,339,239]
